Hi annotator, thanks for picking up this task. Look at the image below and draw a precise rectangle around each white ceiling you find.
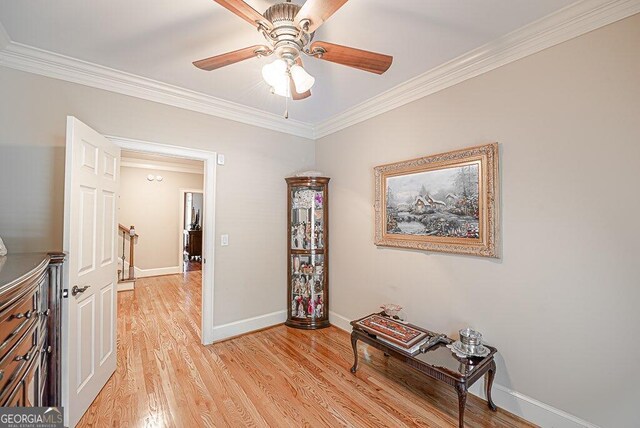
[0,0,577,124]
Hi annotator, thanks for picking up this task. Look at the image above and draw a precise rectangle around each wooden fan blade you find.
[295,0,349,33]
[193,45,269,71]
[213,0,271,29]
[310,41,392,74]
[290,76,311,100]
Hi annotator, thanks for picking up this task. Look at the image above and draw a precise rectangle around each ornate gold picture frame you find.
[374,143,499,258]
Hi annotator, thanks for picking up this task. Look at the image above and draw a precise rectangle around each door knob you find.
[72,285,90,296]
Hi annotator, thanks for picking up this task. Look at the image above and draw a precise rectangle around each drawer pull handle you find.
[13,310,32,320]
[14,352,31,362]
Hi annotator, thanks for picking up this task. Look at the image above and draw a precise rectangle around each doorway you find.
[108,135,216,345]
[181,190,204,272]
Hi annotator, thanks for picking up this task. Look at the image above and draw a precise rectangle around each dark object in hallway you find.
[184,230,202,260]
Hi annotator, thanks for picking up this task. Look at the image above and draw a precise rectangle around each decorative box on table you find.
[285,176,330,329]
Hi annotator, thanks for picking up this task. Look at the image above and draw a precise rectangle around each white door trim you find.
[106,135,216,345]
[178,188,204,272]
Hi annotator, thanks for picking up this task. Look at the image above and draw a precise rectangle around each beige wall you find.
[119,166,203,270]
[316,15,640,428]
[0,68,315,326]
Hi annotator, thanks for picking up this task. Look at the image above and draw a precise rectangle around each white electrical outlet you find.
[221,234,229,246]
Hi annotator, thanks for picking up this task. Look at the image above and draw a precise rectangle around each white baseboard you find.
[121,260,181,278]
[211,310,287,342]
[329,311,598,428]
[468,381,599,428]
[135,265,181,278]
[117,281,135,292]
[329,311,353,332]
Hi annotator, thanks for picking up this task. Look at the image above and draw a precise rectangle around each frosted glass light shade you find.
[290,64,315,93]
[272,79,289,97]
[261,59,287,86]
[262,59,289,97]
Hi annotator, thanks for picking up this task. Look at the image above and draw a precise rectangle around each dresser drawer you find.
[0,321,38,400]
[0,290,38,362]
[3,379,24,407]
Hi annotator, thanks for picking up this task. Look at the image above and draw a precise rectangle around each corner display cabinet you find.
[285,176,330,329]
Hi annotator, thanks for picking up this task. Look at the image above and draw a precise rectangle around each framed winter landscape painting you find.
[374,143,499,258]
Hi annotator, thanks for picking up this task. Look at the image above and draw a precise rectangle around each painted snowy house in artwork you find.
[413,196,430,213]
[426,194,446,210]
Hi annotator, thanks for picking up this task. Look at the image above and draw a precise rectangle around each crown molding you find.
[0,41,314,139]
[120,158,204,175]
[313,0,640,139]
[1,0,638,140]
[0,21,10,51]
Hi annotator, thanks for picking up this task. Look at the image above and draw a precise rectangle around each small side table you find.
[350,314,497,428]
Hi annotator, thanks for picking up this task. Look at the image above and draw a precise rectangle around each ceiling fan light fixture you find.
[272,78,290,97]
[262,58,287,87]
[262,58,290,97]
[290,64,315,93]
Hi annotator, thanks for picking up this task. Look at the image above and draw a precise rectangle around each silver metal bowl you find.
[459,328,482,346]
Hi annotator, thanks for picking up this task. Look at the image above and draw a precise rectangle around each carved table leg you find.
[486,360,497,411]
[350,332,359,373]
[456,383,467,428]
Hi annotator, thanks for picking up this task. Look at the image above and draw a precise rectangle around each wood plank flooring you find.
[77,272,535,428]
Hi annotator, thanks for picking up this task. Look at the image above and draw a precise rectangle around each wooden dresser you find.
[0,252,64,407]
[184,230,202,260]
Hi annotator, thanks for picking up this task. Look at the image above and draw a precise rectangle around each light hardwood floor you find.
[78,272,534,427]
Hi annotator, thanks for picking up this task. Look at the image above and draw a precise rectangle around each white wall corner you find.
[211,310,286,342]
[313,0,640,138]
[0,20,10,50]
[330,311,599,428]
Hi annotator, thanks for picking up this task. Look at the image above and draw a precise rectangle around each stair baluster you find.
[118,224,138,285]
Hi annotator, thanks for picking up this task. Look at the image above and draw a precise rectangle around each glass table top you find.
[412,343,489,377]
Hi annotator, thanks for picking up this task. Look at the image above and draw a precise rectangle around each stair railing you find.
[118,224,138,281]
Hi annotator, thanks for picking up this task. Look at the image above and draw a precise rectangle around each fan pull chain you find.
[284,91,289,119]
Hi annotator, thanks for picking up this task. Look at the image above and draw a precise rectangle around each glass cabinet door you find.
[290,186,325,251]
[290,254,324,319]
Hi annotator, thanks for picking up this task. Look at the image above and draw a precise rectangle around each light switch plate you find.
[220,234,229,246]
[217,154,225,165]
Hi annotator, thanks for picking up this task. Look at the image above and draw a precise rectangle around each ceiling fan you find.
[193,0,393,101]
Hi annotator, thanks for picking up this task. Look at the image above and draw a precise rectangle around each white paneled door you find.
[63,117,119,427]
